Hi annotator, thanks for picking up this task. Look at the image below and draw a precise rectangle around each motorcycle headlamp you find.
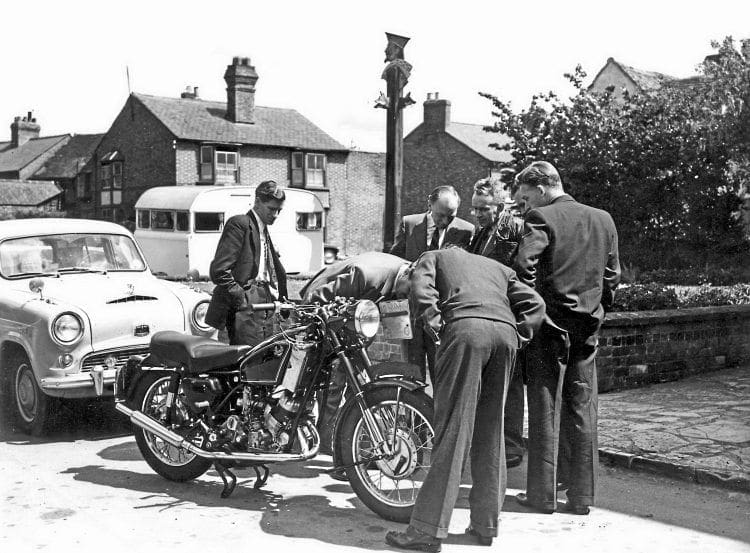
[353,300,380,339]
[51,312,84,345]
[191,300,212,333]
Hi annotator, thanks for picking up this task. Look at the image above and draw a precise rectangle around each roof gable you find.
[34,134,103,179]
[0,179,62,206]
[0,135,70,174]
[445,122,512,163]
[134,93,346,151]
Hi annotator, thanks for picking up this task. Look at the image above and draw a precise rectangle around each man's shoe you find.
[557,482,569,492]
[328,467,348,482]
[506,454,523,468]
[385,526,442,552]
[515,492,555,514]
[560,500,590,515]
[465,526,493,546]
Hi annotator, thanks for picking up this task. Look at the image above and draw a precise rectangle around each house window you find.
[200,145,239,184]
[195,212,225,232]
[100,161,123,206]
[77,173,93,200]
[291,152,326,188]
[296,211,323,231]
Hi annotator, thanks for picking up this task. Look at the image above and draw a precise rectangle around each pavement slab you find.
[598,365,750,492]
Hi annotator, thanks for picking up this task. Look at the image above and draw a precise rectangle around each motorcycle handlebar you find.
[251,302,278,312]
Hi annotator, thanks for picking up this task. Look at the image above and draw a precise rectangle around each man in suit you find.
[301,252,412,465]
[513,161,620,516]
[386,247,545,551]
[390,185,474,381]
[206,180,288,347]
[468,175,528,470]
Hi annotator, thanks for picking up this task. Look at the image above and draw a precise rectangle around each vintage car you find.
[0,218,215,435]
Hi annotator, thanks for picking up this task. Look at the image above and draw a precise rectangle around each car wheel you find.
[11,353,54,436]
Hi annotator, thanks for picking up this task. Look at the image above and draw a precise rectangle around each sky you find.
[1,0,749,152]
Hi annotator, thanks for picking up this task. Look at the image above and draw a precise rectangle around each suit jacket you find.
[513,194,620,331]
[300,252,408,303]
[390,212,474,262]
[468,210,525,267]
[206,211,288,329]
[411,248,545,347]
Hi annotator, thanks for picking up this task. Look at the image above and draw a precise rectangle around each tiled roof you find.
[0,135,70,173]
[34,134,103,179]
[0,179,62,206]
[446,122,513,163]
[134,93,347,151]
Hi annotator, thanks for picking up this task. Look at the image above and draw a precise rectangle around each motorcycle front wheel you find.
[132,373,212,482]
[338,387,434,523]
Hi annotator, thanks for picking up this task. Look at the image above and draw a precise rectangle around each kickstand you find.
[214,461,237,498]
[253,464,270,489]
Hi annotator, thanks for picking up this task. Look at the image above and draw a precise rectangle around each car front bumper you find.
[40,367,117,399]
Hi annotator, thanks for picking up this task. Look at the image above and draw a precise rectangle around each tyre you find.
[8,352,54,436]
[338,387,434,522]
[132,372,212,481]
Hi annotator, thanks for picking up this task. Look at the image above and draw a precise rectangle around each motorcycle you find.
[114,297,434,522]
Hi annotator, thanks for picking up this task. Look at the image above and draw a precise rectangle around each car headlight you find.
[191,300,212,332]
[353,300,380,339]
[51,312,84,344]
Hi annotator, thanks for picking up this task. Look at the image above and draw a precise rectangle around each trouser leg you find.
[409,320,490,539]
[469,322,516,538]
[525,326,569,509]
[503,358,525,458]
[231,284,279,347]
[317,360,346,456]
[562,333,599,505]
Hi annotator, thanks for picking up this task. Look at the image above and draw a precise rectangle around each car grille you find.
[81,347,150,372]
[106,295,158,304]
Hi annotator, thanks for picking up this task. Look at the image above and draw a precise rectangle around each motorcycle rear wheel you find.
[132,373,212,482]
[338,387,434,523]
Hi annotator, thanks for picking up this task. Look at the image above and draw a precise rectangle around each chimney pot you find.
[426,93,432,100]
[193,86,199,98]
[233,56,240,65]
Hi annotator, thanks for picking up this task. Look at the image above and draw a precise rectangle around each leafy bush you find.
[639,265,749,286]
[611,284,680,312]
[677,284,750,308]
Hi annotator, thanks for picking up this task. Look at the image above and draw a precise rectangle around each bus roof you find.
[134,186,322,212]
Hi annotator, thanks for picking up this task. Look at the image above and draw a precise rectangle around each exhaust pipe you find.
[115,402,319,462]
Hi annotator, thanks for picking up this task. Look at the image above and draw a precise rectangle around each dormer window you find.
[291,152,326,188]
[200,145,239,184]
[100,159,123,207]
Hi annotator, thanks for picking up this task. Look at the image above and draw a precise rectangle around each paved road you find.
[1,401,748,553]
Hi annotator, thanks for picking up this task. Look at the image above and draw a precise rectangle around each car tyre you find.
[8,352,54,436]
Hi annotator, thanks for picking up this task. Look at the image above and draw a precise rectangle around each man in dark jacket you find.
[390,185,474,382]
[301,252,412,464]
[205,180,288,347]
[386,247,545,551]
[513,161,620,516]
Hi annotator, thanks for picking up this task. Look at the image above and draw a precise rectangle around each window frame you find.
[199,144,239,184]
[100,160,123,207]
[290,151,327,188]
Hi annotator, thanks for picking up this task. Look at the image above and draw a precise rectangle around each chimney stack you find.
[10,111,40,148]
[423,92,450,133]
[224,57,259,124]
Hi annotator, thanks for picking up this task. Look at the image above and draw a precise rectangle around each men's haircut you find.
[516,161,562,189]
[427,185,460,206]
[255,180,286,202]
[473,177,507,205]
[439,242,463,250]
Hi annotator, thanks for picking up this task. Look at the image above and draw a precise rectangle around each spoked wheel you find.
[132,373,211,481]
[339,387,434,522]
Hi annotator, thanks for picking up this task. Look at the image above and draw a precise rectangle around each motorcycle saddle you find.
[149,331,250,373]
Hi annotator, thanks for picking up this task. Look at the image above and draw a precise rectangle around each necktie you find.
[429,227,441,251]
[264,229,279,298]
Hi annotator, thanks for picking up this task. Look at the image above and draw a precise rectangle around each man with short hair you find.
[390,185,474,380]
[513,161,620,516]
[386,247,545,551]
[206,180,288,347]
[469,174,527,470]
[301,252,412,468]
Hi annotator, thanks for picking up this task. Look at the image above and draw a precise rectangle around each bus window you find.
[152,210,174,230]
[175,211,189,232]
[195,212,224,232]
[137,210,150,229]
[296,212,322,231]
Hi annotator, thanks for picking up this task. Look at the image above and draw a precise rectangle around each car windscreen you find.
[0,233,147,278]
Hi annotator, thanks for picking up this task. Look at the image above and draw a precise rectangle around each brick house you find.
[86,57,373,251]
[0,179,62,216]
[0,113,70,181]
[33,134,102,214]
[402,93,512,222]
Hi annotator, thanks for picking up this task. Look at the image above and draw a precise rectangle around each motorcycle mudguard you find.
[330,375,427,464]
[115,354,160,405]
[369,361,423,381]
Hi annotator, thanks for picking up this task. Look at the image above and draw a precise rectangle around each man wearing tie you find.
[390,185,473,380]
[206,180,288,347]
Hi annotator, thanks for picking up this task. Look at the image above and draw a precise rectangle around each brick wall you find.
[403,127,492,221]
[597,305,750,391]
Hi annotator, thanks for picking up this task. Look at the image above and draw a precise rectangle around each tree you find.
[481,37,750,271]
